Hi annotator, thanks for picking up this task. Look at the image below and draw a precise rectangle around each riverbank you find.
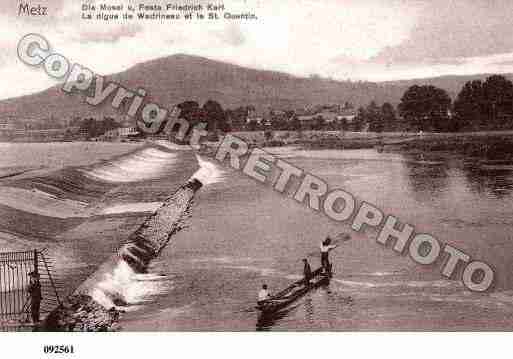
[4,130,513,156]
[231,130,513,156]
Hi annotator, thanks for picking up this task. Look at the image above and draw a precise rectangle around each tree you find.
[64,128,74,141]
[482,75,513,129]
[246,119,259,131]
[101,117,120,134]
[453,80,485,131]
[78,117,120,138]
[290,116,301,131]
[202,100,229,132]
[352,107,367,131]
[264,129,273,142]
[176,101,201,128]
[381,102,397,131]
[398,85,451,131]
[339,118,349,132]
[177,100,199,116]
[310,116,326,130]
[454,75,513,131]
[79,118,97,139]
[271,117,288,130]
[366,101,382,132]
[226,106,251,130]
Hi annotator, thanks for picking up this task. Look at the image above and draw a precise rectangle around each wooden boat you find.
[256,267,330,313]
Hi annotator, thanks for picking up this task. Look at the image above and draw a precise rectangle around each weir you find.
[42,178,203,331]
[119,178,202,271]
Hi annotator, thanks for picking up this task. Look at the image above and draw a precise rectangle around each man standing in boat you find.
[257,284,271,304]
[302,258,312,287]
[320,237,337,274]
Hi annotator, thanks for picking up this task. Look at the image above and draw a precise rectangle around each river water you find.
[2,142,513,330]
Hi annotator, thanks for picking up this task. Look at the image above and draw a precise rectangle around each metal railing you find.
[0,249,62,330]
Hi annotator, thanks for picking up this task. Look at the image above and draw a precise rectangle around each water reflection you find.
[401,153,451,202]
[457,139,513,198]
[304,297,314,326]
[400,150,513,201]
[255,304,299,331]
[462,163,513,199]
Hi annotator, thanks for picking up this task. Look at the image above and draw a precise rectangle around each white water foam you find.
[332,278,458,289]
[368,271,402,276]
[89,260,172,310]
[99,202,162,215]
[223,265,279,276]
[151,140,192,151]
[415,291,513,311]
[97,154,226,216]
[83,147,177,183]
[191,155,226,185]
[81,151,225,312]
[189,256,254,264]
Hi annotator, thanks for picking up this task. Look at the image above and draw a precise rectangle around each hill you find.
[0,54,510,125]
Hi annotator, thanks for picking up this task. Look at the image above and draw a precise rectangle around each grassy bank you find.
[231,130,513,156]
[231,130,408,149]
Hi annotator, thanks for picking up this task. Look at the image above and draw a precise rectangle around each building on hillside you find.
[0,123,15,130]
[338,109,357,122]
[298,111,356,123]
[316,111,340,122]
[102,126,140,140]
[246,116,263,124]
[0,123,16,135]
[297,114,321,122]
[118,126,140,137]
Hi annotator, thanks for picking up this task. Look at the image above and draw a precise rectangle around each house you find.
[297,114,321,122]
[246,116,263,124]
[296,114,326,129]
[337,109,357,122]
[118,127,140,137]
[297,108,356,123]
[316,111,339,122]
[0,123,16,136]
[102,126,140,140]
[0,123,15,131]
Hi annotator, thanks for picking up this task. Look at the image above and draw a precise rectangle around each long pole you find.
[33,250,38,276]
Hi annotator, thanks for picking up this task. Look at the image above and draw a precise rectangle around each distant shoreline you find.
[230,130,513,154]
[3,130,513,155]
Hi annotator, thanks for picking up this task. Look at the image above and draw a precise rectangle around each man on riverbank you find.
[27,271,42,324]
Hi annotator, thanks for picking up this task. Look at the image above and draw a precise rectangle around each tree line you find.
[77,73,513,137]
[337,74,513,132]
[176,74,513,133]
[453,75,513,131]
[78,117,121,138]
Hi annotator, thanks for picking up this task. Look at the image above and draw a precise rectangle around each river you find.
[2,142,513,330]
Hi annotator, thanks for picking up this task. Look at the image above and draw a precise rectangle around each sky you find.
[2,0,513,99]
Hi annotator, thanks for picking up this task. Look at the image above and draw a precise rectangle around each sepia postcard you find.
[1,0,513,356]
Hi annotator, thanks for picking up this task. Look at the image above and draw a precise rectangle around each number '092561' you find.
[43,345,74,354]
